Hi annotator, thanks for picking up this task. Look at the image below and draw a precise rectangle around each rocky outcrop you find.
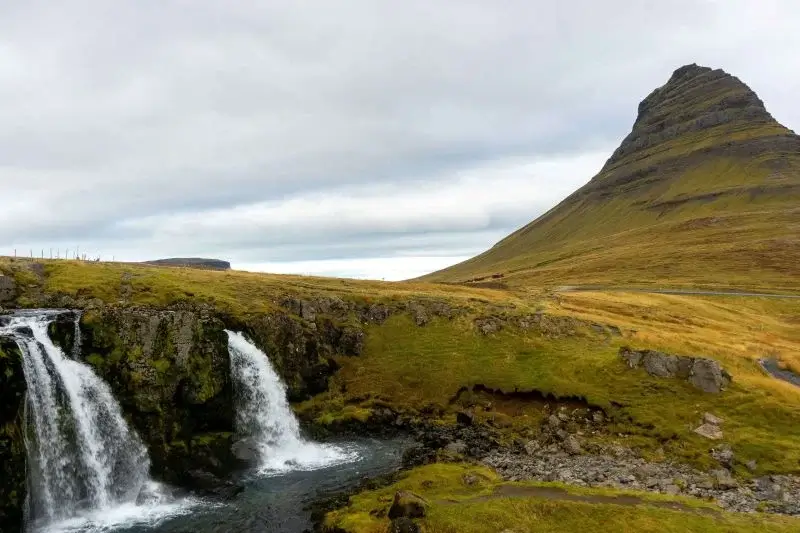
[593,63,800,194]
[0,338,26,532]
[60,306,238,487]
[0,275,17,305]
[619,347,732,393]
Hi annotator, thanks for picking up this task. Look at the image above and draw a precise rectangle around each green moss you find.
[152,358,171,374]
[314,405,373,426]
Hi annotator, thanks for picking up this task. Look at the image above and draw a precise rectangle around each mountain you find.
[421,64,800,291]
[144,257,231,270]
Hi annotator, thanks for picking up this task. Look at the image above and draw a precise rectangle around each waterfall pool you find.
[80,437,408,533]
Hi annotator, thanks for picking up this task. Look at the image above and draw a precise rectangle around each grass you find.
[325,463,800,532]
[0,257,518,317]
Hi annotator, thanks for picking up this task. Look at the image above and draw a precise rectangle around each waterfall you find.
[0,311,192,532]
[225,330,358,475]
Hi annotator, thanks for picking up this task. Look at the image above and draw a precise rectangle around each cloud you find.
[1,1,799,279]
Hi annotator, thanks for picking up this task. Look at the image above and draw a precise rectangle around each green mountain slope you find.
[421,64,800,291]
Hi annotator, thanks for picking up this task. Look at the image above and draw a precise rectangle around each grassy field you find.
[0,257,517,315]
[302,292,800,474]
[325,463,800,532]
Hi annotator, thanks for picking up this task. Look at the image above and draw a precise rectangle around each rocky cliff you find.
[41,298,374,490]
[0,338,26,532]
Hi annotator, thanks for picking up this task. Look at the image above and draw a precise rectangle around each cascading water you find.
[0,311,195,533]
[225,330,359,474]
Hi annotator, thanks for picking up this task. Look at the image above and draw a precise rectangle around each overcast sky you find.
[2,1,798,280]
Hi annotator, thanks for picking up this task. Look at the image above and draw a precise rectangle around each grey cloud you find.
[2,1,799,277]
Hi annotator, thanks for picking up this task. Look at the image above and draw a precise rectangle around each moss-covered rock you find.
[0,338,26,532]
[74,306,237,484]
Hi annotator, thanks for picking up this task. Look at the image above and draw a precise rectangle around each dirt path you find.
[556,286,800,299]
[438,485,721,516]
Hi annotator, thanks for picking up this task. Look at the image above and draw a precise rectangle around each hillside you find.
[144,257,232,270]
[421,64,800,291]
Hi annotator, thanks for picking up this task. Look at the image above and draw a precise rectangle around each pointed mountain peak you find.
[604,63,792,171]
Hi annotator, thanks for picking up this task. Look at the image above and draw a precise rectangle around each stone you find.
[711,446,734,467]
[745,460,758,472]
[563,436,582,455]
[663,484,682,495]
[592,411,605,424]
[474,317,502,335]
[703,412,724,426]
[184,470,244,500]
[445,440,467,455]
[712,469,738,490]
[547,414,561,428]
[299,300,317,321]
[456,410,475,426]
[339,326,365,356]
[390,517,420,533]
[408,303,430,326]
[694,423,723,440]
[0,275,16,304]
[754,478,784,501]
[523,440,540,456]
[362,304,390,324]
[689,358,732,393]
[619,346,644,368]
[231,437,260,463]
[642,351,681,378]
[462,473,480,486]
[388,490,428,519]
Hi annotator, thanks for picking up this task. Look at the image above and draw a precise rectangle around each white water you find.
[225,330,359,475]
[1,312,197,533]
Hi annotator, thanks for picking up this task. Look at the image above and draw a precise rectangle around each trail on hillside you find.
[556,287,800,299]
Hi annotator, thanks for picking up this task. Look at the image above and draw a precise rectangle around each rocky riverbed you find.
[482,447,800,515]
[401,404,800,518]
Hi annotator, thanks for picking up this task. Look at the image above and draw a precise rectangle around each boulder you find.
[388,491,428,519]
[619,347,731,393]
[703,412,724,425]
[689,358,732,393]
